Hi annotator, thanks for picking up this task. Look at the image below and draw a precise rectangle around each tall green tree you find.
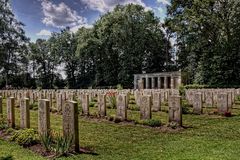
[166,0,240,85]
[0,0,29,88]
[91,4,172,88]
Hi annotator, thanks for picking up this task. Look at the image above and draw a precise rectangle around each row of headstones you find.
[0,96,80,152]
[0,89,176,112]
[0,95,182,152]
[186,89,240,114]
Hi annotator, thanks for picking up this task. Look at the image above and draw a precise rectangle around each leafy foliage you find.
[166,0,240,86]
[10,129,38,146]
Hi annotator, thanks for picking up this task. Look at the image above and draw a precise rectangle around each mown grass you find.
[1,98,240,160]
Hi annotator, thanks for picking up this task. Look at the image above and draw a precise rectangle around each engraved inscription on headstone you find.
[116,94,127,120]
[20,98,30,128]
[7,97,15,128]
[98,94,106,117]
[38,99,50,135]
[168,96,182,126]
[140,95,152,120]
[63,101,79,152]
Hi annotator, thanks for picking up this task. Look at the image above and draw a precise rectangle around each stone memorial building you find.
[134,71,182,89]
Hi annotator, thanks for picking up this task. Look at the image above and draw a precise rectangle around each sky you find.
[11,0,170,42]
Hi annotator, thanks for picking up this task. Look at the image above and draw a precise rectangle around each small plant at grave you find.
[10,129,38,147]
[129,99,136,105]
[224,111,232,117]
[236,96,240,101]
[181,100,192,114]
[117,84,123,90]
[0,115,8,130]
[89,101,95,107]
[142,119,161,127]
[5,128,15,134]
[168,121,179,129]
[161,101,168,106]
[106,91,117,109]
[40,130,74,156]
[178,84,186,97]
[30,102,38,110]
[128,104,140,111]
[39,132,53,152]
[52,131,73,156]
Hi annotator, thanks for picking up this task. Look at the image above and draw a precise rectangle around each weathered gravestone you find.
[227,91,233,109]
[38,99,50,135]
[116,94,127,120]
[7,97,15,128]
[98,94,106,117]
[20,98,30,128]
[140,95,152,120]
[63,101,79,153]
[56,93,63,112]
[81,94,89,116]
[168,96,182,126]
[134,91,141,107]
[193,93,203,114]
[217,93,228,114]
[205,91,213,107]
[0,96,2,115]
[152,92,161,112]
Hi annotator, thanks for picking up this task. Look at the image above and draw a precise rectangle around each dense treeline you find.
[166,0,240,85]
[0,0,240,89]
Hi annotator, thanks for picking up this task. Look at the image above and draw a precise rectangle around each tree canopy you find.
[1,0,240,89]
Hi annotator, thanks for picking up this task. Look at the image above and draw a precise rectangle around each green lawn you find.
[1,99,240,160]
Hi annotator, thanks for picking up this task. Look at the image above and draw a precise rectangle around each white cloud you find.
[81,0,152,13]
[41,0,88,28]
[157,0,171,6]
[36,29,51,36]
[70,24,93,33]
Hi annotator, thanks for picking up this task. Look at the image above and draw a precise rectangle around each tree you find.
[166,0,240,86]
[0,0,29,88]
[91,4,172,88]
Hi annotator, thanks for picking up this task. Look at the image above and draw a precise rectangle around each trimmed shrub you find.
[142,119,161,127]
[10,129,38,146]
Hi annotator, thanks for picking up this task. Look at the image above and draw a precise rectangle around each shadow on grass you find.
[80,147,99,156]
[0,155,13,160]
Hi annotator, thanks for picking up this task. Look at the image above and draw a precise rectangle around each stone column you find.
[146,76,149,89]
[116,94,127,120]
[140,95,152,120]
[38,99,50,135]
[170,77,174,89]
[152,92,161,112]
[0,96,2,115]
[193,93,203,114]
[20,98,30,128]
[138,79,144,90]
[177,77,182,88]
[151,77,155,89]
[158,77,161,89]
[98,94,106,117]
[63,101,79,153]
[217,93,228,114]
[82,94,89,116]
[168,96,182,126]
[7,97,15,128]
[134,76,137,89]
[164,76,168,89]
